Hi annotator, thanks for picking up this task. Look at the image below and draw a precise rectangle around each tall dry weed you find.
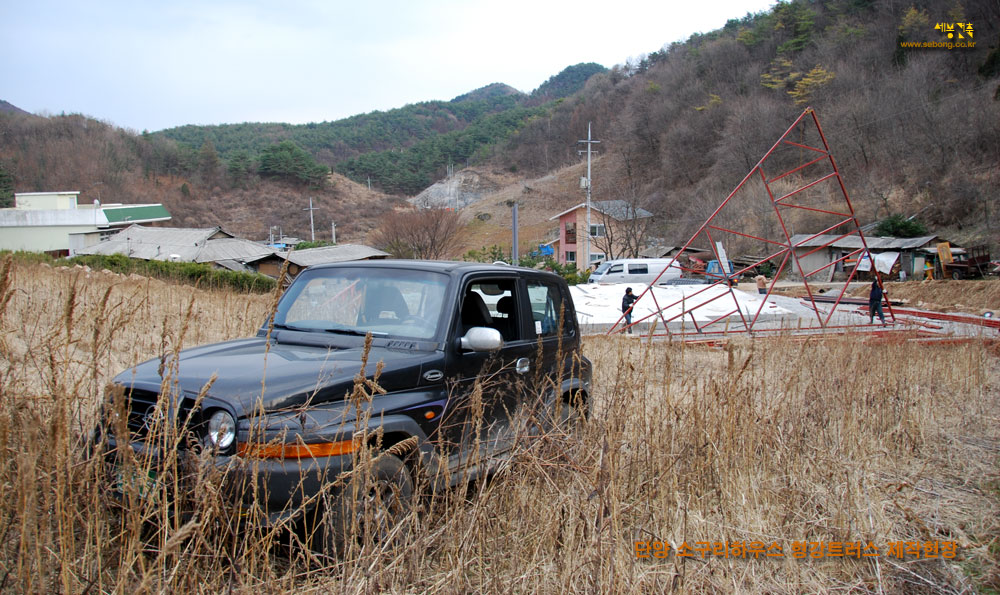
[0,259,996,593]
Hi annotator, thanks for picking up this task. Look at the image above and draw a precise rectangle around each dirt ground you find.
[852,279,1000,315]
[759,279,1000,316]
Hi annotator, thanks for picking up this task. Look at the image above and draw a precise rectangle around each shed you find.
[268,244,390,278]
[640,245,712,259]
[286,244,389,275]
[788,234,949,280]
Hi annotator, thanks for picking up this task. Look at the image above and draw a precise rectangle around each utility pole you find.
[505,200,519,265]
[577,122,600,269]
[303,197,318,241]
[512,201,518,266]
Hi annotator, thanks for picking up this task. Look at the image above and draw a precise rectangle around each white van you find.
[588,258,682,285]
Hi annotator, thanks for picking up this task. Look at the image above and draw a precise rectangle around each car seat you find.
[461,290,492,332]
[363,285,409,323]
[493,295,517,341]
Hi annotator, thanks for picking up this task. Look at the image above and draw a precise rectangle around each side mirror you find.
[460,327,503,352]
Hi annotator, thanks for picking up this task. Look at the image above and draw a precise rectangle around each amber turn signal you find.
[237,438,357,459]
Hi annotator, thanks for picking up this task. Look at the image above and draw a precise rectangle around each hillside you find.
[0,111,399,241]
[0,100,30,116]
[158,172,402,242]
[492,0,1000,249]
[156,92,523,166]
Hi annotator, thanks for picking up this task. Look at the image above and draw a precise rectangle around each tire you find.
[951,270,963,280]
[315,453,413,557]
[554,393,587,432]
[557,401,581,430]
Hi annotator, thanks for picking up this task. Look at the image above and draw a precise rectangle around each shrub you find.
[57,253,276,292]
[874,214,928,238]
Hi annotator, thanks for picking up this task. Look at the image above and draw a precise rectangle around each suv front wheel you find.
[316,453,414,557]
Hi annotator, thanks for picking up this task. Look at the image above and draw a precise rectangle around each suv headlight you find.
[205,409,236,450]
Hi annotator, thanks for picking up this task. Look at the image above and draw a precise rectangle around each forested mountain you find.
[334,105,547,194]
[2,0,998,250]
[155,64,607,195]
[156,92,522,168]
[529,63,608,103]
[450,83,525,103]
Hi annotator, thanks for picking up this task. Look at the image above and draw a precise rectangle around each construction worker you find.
[868,280,887,326]
[621,287,638,334]
[755,274,768,295]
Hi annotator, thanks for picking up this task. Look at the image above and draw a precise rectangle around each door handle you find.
[515,357,530,374]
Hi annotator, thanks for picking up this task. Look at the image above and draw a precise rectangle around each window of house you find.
[590,224,606,238]
[565,222,577,244]
[565,251,576,262]
[590,252,605,263]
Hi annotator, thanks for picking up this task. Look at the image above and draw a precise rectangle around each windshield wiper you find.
[271,323,315,332]
[325,328,388,338]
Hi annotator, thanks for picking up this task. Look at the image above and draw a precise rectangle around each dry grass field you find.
[0,257,998,593]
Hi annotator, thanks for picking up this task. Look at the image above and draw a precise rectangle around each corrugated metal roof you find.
[212,259,252,272]
[76,225,271,263]
[103,204,172,223]
[789,234,940,250]
[285,244,390,267]
[592,200,654,220]
[111,225,230,244]
[195,237,276,263]
[549,201,654,221]
[79,238,202,261]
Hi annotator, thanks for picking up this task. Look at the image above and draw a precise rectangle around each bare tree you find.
[370,207,463,260]
[593,152,655,260]
[593,198,654,260]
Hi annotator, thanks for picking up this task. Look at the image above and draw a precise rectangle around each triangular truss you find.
[610,107,893,337]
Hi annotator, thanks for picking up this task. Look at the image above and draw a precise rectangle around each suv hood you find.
[113,337,442,416]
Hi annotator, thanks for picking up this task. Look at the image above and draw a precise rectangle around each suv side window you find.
[526,280,567,338]
[462,279,520,342]
[628,264,648,274]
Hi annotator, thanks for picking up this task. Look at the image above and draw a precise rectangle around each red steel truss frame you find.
[608,107,894,337]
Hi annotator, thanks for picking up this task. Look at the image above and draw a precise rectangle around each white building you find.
[0,191,171,254]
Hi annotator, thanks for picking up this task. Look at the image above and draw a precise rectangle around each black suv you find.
[102,261,591,549]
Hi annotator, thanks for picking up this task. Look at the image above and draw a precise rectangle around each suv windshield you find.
[273,267,449,340]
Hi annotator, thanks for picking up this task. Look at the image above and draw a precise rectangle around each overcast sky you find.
[2,0,775,132]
